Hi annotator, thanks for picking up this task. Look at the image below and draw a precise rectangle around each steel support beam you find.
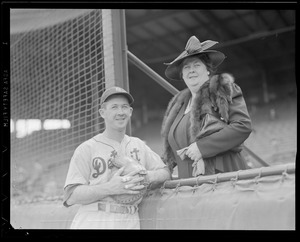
[127,50,179,95]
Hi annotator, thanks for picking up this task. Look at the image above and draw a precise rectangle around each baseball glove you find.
[108,155,148,204]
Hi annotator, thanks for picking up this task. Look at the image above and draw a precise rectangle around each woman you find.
[161,36,252,179]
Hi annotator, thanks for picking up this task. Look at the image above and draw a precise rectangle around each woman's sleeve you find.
[196,83,252,158]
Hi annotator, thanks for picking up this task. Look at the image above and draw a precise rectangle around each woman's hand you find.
[185,143,205,176]
[185,142,202,162]
[192,158,205,176]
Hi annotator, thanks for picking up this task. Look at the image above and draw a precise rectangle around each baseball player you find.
[63,86,171,229]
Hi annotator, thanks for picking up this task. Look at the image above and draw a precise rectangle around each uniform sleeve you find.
[63,143,91,189]
[196,83,252,158]
[140,141,167,171]
[63,183,81,207]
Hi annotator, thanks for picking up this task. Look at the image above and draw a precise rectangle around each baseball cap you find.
[100,86,134,106]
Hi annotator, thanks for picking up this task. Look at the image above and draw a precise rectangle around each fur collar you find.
[161,73,235,172]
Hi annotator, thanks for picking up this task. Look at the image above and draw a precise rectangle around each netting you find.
[10,9,113,200]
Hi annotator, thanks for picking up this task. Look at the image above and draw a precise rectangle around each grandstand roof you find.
[9,7,296,106]
[124,8,296,104]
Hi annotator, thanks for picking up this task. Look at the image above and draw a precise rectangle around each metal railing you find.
[162,163,295,189]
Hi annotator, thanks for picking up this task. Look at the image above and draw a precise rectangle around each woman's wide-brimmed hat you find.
[164,36,226,81]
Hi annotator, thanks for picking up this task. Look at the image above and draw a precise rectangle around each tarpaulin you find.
[10,170,295,230]
[139,172,295,230]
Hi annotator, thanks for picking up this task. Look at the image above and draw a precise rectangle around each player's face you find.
[100,95,133,131]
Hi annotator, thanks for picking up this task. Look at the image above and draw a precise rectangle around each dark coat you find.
[161,73,252,178]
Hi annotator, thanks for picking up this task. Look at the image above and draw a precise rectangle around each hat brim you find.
[165,50,226,81]
[102,92,134,105]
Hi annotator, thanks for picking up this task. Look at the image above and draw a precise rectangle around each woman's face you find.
[181,56,209,94]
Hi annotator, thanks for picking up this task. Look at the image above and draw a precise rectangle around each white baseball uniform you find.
[63,133,167,229]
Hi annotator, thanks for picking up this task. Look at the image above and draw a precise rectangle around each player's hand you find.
[121,167,146,191]
[110,166,145,195]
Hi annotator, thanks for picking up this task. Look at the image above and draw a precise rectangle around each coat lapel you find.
[168,97,189,151]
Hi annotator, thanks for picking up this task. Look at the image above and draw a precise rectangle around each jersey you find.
[63,133,167,229]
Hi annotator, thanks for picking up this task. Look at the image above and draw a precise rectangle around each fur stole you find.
[161,73,235,172]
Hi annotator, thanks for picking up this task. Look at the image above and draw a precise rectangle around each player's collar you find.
[94,133,130,145]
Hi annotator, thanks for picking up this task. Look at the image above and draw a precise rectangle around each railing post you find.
[103,9,131,134]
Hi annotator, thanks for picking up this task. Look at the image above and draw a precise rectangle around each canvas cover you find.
[10,171,295,230]
[139,172,295,230]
